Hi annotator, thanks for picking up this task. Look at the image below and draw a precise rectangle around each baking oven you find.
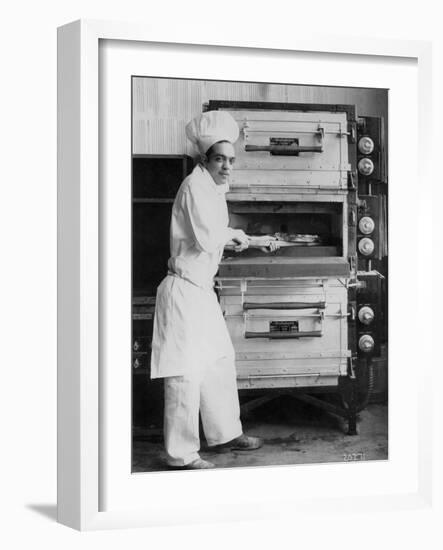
[210,101,387,433]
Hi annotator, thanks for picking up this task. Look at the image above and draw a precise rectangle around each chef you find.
[151,110,263,470]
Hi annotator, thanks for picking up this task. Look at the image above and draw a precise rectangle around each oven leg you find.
[347,378,358,436]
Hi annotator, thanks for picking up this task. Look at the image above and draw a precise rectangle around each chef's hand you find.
[231,229,249,252]
[263,240,280,253]
[258,237,280,253]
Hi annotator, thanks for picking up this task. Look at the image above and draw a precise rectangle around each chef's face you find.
[203,141,236,185]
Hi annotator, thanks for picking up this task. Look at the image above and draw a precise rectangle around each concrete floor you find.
[132,397,388,472]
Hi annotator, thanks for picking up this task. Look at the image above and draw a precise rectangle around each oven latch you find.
[347,356,357,379]
[347,170,357,190]
[337,122,357,143]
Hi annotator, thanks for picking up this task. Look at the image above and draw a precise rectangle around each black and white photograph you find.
[131,77,389,472]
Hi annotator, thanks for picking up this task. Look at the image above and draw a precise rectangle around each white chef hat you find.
[185,110,239,155]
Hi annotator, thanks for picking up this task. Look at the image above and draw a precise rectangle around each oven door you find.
[218,278,350,389]
[225,109,351,195]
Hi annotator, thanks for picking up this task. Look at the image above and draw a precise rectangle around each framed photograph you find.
[131,76,389,473]
[57,20,433,530]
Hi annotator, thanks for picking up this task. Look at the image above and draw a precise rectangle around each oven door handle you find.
[244,144,323,154]
[244,330,323,339]
[243,301,326,311]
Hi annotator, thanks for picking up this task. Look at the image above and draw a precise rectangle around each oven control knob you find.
[359,334,375,353]
[358,306,375,325]
[358,157,374,176]
[358,136,375,155]
[359,216,375,235]
[358,237,375,255]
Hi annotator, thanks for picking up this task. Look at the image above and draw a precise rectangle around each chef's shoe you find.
[229,434,263,451]
[212,434,263,452]
[170,458,215,470]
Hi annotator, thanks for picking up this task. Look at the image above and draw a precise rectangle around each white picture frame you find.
[57,19,434,531]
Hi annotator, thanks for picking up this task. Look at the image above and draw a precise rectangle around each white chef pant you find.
[163,356,243,467]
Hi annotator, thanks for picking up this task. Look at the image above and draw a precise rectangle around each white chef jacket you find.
[150,164,238,379]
